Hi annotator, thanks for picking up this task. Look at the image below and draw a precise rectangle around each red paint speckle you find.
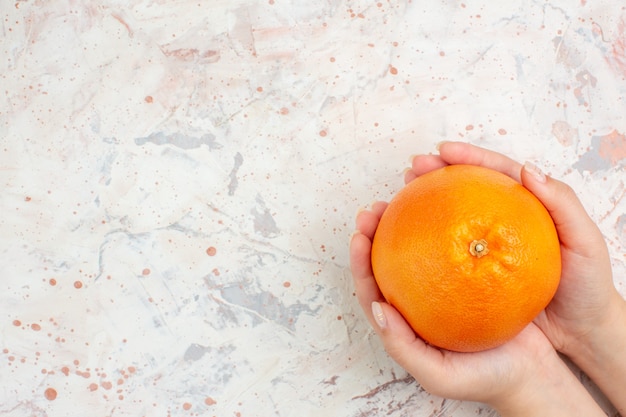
[31,323,41,331]
[206,247,217,256]
[145,96,153,103]
[49,278,57,286]
[256,86,263,92]
[183,402,192,410]
[74,281,83,289]
[44,388,57,401]
[283,281,291,288]
[205,397,217,406]
[279,107,289,115]
[319,130,327,137]
[89,383,98,391]
[498,128,508,135]
[142,268,151,276]
[465,124,474,131]
[389,65,398,75]
[12,320,21,327]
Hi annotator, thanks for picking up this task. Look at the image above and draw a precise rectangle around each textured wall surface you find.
[1,1,625,416]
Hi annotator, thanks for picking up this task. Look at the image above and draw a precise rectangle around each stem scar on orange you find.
[371,164,561,352]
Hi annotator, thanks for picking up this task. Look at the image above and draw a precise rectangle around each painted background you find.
[1,1,625,416]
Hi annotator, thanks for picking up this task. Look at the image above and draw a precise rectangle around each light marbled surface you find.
[2,1,625,416]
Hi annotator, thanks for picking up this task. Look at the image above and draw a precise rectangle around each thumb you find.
[520,162,604,255]
[371,301,454,395]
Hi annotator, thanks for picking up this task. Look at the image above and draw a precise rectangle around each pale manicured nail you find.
[524,161,547,183]
[371,301,387,329]
[436,140,449,151]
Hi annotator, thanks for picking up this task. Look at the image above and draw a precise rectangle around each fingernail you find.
[524,161,547,183]
[436,140,449,151]
[408,154,417,164]
[371,301,387,329]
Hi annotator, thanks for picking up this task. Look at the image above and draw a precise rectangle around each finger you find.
[374,301,441,367]
[403,168,417,184]
[356,202,388,240]
[409,154,448,178]
[371,201,387,218]
[350,233,385,324]
[520,162,606,256]
[373,301,463,398]
[438,141,523,182]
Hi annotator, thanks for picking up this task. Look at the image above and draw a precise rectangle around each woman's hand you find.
[350,141,613,415]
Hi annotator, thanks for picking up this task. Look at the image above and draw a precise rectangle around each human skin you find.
[350,141,626,415]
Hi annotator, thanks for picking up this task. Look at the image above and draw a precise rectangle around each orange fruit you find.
[371,165,561,352]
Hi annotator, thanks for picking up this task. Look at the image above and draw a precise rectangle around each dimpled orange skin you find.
[371,165,561,352]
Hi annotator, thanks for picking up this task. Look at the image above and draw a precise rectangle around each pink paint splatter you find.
[552,121,577,146]
[598,130,626,165]
[606,17,626,76]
